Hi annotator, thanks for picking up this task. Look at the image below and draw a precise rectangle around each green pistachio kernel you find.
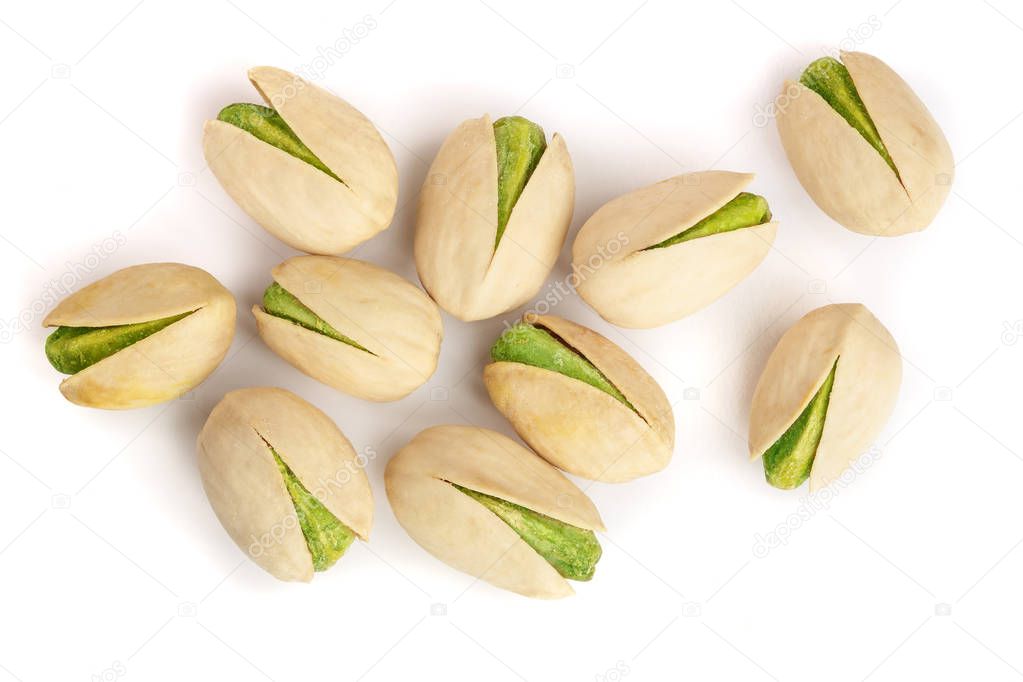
[45,311,195,375]
[493,116,547,250]
[217,103,344,184]
[269,445,355,571]
[451,483,601,581]
[262,282,371,353]
[645,192,772,250]
[762,359,839,489]
[799,57,899,178]
[491,322,633,410]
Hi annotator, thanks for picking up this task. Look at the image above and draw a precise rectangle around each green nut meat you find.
[217,103,344,183]
[451,483,601,581]
[46,311,194,375]
[270,445,356,572]
[645,192,772,250]
[493,116,547,249]
[261,281,370,352]
[761,359,838,489]
[490,320,632,409]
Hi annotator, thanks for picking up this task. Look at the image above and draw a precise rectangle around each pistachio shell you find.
[385,425,604,598]
[484,314,674,482]
[253,256,442,402]
[43,263,236,409]
[414,114,574,321]
[749,303,902,492]
[573,171,777,329]
[203,67,398,254]
[776,51,952,236]
[197,387,373,582]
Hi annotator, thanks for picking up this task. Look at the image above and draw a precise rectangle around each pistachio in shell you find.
[204,66,398,255]
[43,263,236,409]
[572,170,777,329]
[252,256,442,402]
[749,303,902,492]
[414,114,574,321]
[197,387,373,582]
[385,425,605,598]
[484,314,674,483]
[776,51,953,236]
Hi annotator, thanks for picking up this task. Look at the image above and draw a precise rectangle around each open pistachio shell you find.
[749,303,902,492]
[484,314,674,482]
[197,387,373,582]
[776,51,953,236]
[42,263,235,409]
[203,66,398,254]
[253,256,442,402]
[385,425,604,599]
[414,114,574,321]
[572,171,777,329]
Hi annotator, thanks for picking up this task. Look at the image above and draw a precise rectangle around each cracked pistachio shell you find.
[777,51,953,236]
[572,171,777,329]
[385,425,604,599]
[414,114,574,321]
[484,314,674,482]
[43,263,235,409]
[253,256,442,402]
[197,387,373,582]
[749,303,902,492]
[203,66,398,254]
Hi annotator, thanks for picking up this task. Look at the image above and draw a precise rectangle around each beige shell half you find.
[385,425,604,599]
[484,314,674,482]
[197,387,373,582]
[414,114,575,321]
[776,51,953,236]
[572,171,777,329]
[203,66,398,254]
[253,256,442,402]
[748,303,902,492]
[43,263,236,409]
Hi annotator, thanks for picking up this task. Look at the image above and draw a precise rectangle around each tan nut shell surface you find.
[197,387,373,582]
[484,314,674,482]
[573,171,777,329]
[414,115,574,321]
[385,425,604,599]
[749,303,902,492]
[253,256,442,401]
[203,66,398,254]
[776,51,952,236]
[43,263,236,409]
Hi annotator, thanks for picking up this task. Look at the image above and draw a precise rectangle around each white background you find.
[2,0,1020,680]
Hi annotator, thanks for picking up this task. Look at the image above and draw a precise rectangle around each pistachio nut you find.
[252,256,442,402]
[385,425,604,598]
[572,170,776,329]
[197,387,373,582]
[749,303,902,492]
[776,52,953,236]
[483,314,674,482]
[203,66,398,254]
[43,263,236,409]
[414,114,574,321]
